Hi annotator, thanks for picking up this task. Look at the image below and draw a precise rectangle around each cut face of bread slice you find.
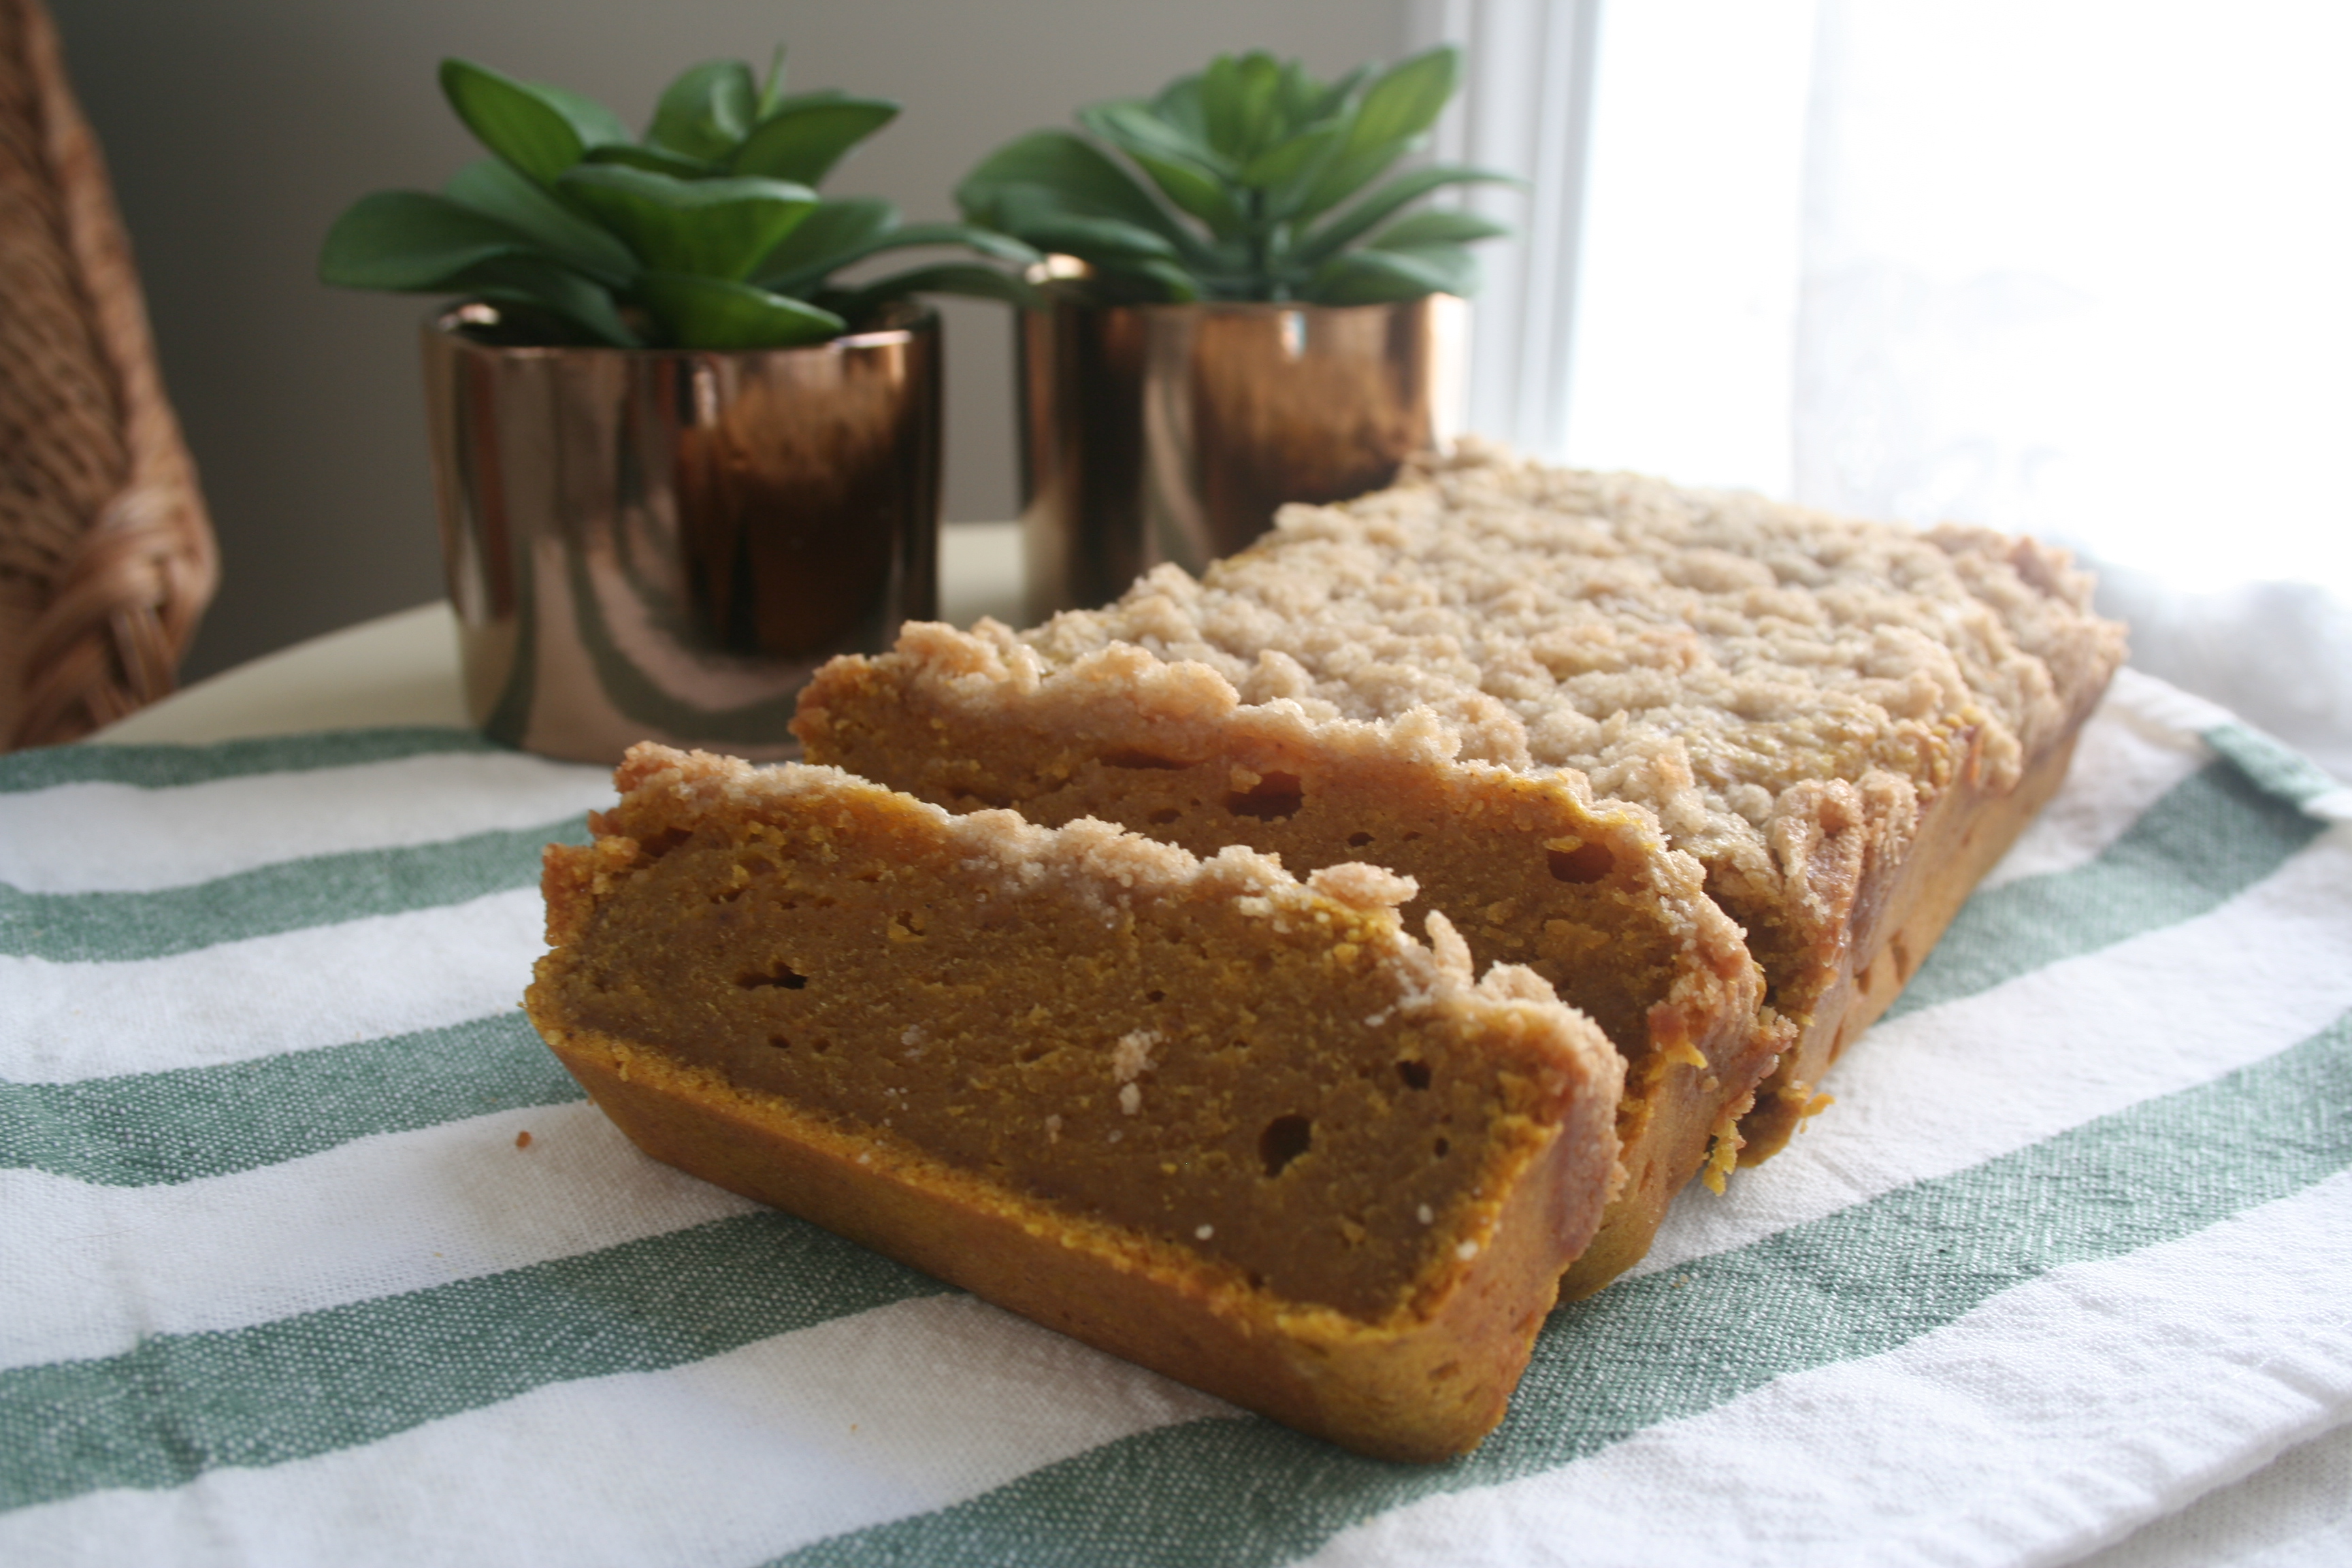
[526,745,1624,1461]
[795,444,2125,1273]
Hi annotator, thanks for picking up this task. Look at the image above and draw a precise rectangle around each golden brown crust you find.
[1735,722,2089,1158]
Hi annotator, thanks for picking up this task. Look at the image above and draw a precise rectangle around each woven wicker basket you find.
[0,0,216,748]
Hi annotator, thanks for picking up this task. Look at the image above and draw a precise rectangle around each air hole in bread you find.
[1346,832,1374,848]
[1396,1060,1432,1090]
[1259,1115,1313,1177]
[736,963,807,990]
[1225,772,1303,821]
[1433,1136,1451,1159]
[637,827,691,858]
[767,1034,791,1051]
[1547,842,1614,883]
[1102,748,1193,771]
[1147,807,1183,825]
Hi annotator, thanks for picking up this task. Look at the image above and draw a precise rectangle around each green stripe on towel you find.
[0,818,588,963]
[0,1212,953,1513]
[0,1013,583,1187]
[0,729,497,794]
[2204,722,2345,809]
[1889,758,2322,1021]
[770,1008,2352,1568]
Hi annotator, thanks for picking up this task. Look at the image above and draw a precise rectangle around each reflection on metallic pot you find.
[1017,292,1465,620]
[422,304,939,764]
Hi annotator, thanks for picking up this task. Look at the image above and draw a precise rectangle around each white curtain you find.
[1435,0,2352,779]
[1410,0,1601,457]
[1795,0,2352,777]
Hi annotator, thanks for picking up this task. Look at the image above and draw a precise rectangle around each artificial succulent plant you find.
[321,48,1036,350]
[957,45,1517,306]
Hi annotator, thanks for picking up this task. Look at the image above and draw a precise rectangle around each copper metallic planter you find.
[421,304,939,763]
[1017,292,1466,620]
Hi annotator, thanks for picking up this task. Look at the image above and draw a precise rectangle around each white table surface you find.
[66,517,2351,1565]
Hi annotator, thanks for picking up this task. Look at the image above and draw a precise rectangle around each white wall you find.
[52,0,1407,681]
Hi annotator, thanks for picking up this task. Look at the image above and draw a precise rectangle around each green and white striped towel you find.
[3,668,2347,1567]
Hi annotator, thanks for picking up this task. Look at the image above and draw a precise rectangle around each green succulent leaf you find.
[1124,148,1245,237]
[319,189,640,343]
[1275,48,1467,222]
[730,93,899,186]
[647,59,757,161]
[1306,244,1473,305]
[442,159,639,288]
[1236,118,1345,193]
[534,82,634,147]
[440,58,626,186]
[1079,100,1228,176]
[577,142,717,179]
[1365,208,1512,249]
[461,256,641,345]
[777,217,1043,297]
[1309,65,1371,123]
[752,196,900,291]
[996,205,1180,263]
[1274,59,1322,126]
[1200,52,1285,162]
[1294,164,1522,265]
[1131,257,1206,301]
[555,164,817,280]
[1151,74,1209,144]
[637,271,845,349]
[956,130,1192,249]
[319,191,543,291]
[875,222,1043,265]
[1348,46,1459,155]
[1196,55,1244,157]
[831,261,1040,320]
[755,44,789,118]
[1384,242,1480,295]
[1288,137,1415,224]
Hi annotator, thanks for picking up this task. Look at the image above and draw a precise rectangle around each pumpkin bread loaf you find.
[796,444,2127,1290]
[527,745,1627,1461]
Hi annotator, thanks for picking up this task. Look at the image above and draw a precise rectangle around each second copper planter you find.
[1017,293,1467,619]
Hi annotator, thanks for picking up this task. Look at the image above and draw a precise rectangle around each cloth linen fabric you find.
[2,667,2347,1567]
